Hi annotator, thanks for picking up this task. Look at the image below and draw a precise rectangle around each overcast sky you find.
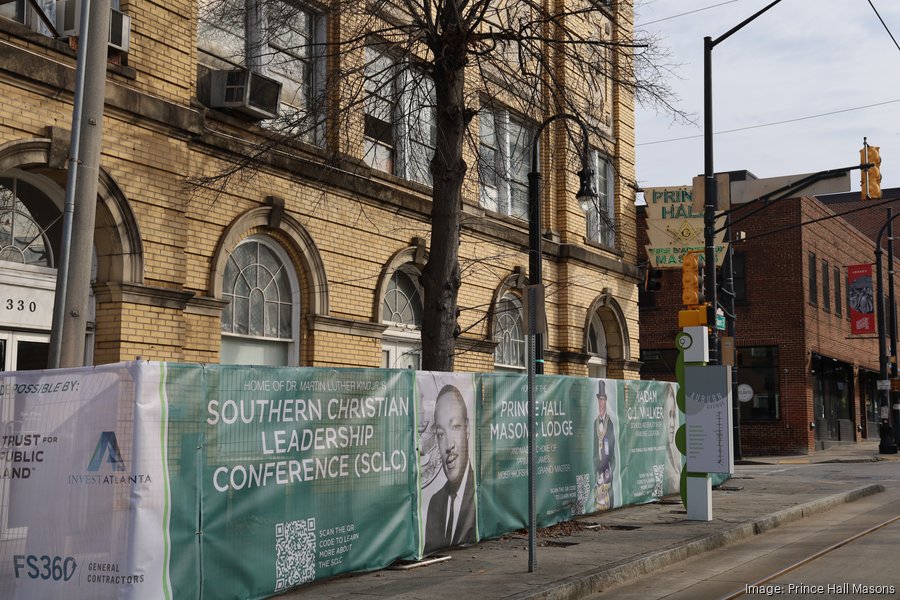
[634,0,900,195]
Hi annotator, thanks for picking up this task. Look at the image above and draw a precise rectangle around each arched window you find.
[587,310,608,378]
[0,172,66,371]
[220,236,299,365]
[0,176,58,267]
[381,264,423,369]
[494,293,525,371]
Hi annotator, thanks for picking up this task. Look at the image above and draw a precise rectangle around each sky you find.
[634,0,900,195]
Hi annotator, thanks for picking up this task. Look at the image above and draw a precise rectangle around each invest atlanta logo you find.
[68,431,152,486]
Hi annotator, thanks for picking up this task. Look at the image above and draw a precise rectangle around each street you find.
[588,460,900,599]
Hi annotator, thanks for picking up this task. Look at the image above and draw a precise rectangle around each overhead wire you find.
[637,98,900,146]
[868,0,900,53]
[639,1,900,148]
[636,0,744,28]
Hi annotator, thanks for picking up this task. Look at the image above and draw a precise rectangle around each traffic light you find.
[644,267,662,292]
[681,252,705,306]
[860,143,882,200]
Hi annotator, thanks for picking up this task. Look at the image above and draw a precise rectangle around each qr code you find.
[576,473,591,512]
[652,464,665,498]
[275,518,316,591]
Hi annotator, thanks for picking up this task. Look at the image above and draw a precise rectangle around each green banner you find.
[477,375,615,538]
[618,380,683,504]
[191,366,417,599]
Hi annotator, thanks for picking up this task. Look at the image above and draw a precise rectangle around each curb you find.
[505,483,885,600]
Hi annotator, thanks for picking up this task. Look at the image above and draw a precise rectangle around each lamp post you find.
[703,0,783,462]
[875,210,900,449]
[525,113,596,572]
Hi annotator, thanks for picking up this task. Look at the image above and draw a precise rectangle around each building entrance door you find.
[0,332,50,371]
[813,355,854,448]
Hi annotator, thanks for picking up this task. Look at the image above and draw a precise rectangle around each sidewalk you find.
[281,441,893,600]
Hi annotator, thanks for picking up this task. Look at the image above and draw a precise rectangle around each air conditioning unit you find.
[208,69,282,121]
[55,0,131,53]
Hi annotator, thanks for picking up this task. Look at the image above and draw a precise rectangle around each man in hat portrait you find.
[593,379,616,511]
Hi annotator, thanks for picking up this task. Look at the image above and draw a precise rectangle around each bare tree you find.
[196,0,679,371]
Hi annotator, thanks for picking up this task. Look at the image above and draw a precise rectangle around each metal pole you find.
[723,221,741,460]
[703,36,719,364]
[526,175,540,569]
[58,0,112,367]
[528,158,543,376]
[889,211,900,445]
[876,242,890,438]
[48,0,94,368]
[526,323,536,571]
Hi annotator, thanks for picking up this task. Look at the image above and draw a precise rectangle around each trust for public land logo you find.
[68,431,152,486]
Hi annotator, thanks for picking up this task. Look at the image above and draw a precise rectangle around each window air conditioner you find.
[55,0,131,53]
[208,69,282,121]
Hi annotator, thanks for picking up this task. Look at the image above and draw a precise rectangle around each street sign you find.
[716,314,726,331]
[685,365,734,474]
[877,379,891,391]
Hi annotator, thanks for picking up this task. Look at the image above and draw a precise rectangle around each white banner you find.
[0,362,169,599]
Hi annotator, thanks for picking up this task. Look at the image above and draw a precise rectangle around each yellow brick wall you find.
[0,1,639,377]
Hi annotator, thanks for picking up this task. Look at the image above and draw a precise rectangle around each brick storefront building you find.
[639,178,900,455]
[0,3,643,378]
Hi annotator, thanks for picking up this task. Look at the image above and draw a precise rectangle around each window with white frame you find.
[582,149,615,247]
[363,46,435,185]
[587,311,608,378]
[493,293,525,370]
[1,0,120,37]
[479,107,534,219]
[381,265,423,369]
[198,0,325,142]
[220,236,299,366]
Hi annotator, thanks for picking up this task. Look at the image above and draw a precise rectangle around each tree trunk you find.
[420,39,468,372]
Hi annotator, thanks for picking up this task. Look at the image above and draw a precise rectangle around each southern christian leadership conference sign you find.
[684,365,733,474]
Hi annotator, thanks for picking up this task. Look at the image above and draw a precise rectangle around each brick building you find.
[639,178,900,455]
[0,2,643,378]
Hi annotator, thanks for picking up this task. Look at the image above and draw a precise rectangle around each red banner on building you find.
[848,264,875,335]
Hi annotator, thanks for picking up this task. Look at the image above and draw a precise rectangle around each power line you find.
[636,0,744,28]
[868,0,900,54]
[638,98,900,146]
[741,195,900,243]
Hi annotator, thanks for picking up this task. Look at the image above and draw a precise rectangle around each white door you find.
[0,331,50,371]
[381,339,421,369]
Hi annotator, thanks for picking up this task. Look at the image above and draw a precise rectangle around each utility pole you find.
[49,0,112,368]
[703,0,783,366]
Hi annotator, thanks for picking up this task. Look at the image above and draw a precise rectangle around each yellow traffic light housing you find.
[681,251,705,306]
[860,142,882,200]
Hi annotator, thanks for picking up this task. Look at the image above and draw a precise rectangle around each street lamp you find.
[703,0,784,366]
[525,113,596,572]
[528,113,597,374]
